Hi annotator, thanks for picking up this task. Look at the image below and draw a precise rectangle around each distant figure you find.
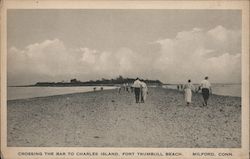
[118,84,122,93]
[93,87,96,91]
[100,87,103,91]
[130,84,134,93]
[132,78,142,103]
[123,83,126,91]
[140,80,148,103]
[200,76,212,106]
[183,80,195,106]
[180,84,183,90]
[177,85,180,90]
[126,83,129,92]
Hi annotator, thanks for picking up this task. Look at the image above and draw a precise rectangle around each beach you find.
[7,87,241,147]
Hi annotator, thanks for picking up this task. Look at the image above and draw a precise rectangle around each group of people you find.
[183,76,212,106]
[118,83,131,93]
[122,76,211,106]
[132,78,148,103]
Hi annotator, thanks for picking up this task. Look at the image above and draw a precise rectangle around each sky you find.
[7,9,241,85]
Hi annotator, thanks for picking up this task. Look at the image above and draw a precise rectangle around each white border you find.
[1,1,249,159]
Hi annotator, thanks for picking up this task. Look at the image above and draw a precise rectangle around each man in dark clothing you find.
[132,78,142,103]
[200,76,212,106]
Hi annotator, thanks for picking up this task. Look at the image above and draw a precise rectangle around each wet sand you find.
[7,87,241,147]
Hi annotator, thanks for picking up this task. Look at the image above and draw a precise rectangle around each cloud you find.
[8,25,241,85]
[206,25,241,56]
[8,39,141,85]
[153,26,241,83]
[8,39,80,84]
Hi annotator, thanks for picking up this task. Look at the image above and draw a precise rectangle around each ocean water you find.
[163,84,241,97]
[7,84,241,100]
[7,86,117,100]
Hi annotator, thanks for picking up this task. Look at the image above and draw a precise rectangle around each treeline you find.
[34,76,163,87]
[80,76,162,85]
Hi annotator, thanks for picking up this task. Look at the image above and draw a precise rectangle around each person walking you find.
[126,83,130,92]
[200,76,212,106]
[183,79,195,106]
[140,80,148,103]
[132,78,142,103]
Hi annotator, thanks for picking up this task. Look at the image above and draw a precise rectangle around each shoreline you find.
[7,87,241,101]
[8,88,116,101]
[8,84,117,87]
[7,87,241,147]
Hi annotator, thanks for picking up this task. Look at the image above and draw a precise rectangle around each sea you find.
[7,86,118,100]
[163,83,241,97]
[7,83,241,100]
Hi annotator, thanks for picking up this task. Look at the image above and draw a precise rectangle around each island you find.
[25,76,163,87]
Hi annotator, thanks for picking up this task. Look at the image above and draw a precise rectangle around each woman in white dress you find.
[183,79,195,106]
[140,80,148,103]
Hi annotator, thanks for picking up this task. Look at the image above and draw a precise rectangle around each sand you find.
[7,87,241,147]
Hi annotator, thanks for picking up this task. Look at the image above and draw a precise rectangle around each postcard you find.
[1,0,249,159]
